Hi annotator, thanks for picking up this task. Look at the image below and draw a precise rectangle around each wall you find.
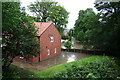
[40,23,61,61]
[61,49,106,55]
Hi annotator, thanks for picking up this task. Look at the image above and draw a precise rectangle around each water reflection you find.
[12,51,92,71]
[67,55,76,62]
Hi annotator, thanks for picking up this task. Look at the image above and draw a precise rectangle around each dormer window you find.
[50,36,54,42]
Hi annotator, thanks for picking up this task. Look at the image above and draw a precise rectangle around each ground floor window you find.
[47,49,50,55]
[19,56,24,59]
[54,48,56,53]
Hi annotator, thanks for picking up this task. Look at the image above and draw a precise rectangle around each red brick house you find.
[15,22,61,63]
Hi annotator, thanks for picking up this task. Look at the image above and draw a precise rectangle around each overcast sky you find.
[20,0,97,29]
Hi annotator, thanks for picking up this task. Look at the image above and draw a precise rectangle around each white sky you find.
[20,0,97,29]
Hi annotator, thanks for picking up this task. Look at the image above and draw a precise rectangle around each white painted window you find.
[20,57,24,59]
[0,44,2,47]
[50,36,54,42]
[20,40,24,44]
[54,48,56,53]
[20,51,24,58]
[47,49,50,55]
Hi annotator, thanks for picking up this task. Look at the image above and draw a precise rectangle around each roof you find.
[34,22,53,36]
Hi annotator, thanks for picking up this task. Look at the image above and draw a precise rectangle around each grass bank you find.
[35,56,104,78]
[2,55,120,79]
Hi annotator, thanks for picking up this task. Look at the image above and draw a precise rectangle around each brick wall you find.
[40,23,61,61]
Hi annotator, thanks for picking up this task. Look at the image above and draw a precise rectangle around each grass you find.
[33,56,108,78]
[2,55,120,79]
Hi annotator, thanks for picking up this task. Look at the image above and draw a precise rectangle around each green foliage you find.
[2,71,20,79]
[28,0,69,36]
[54,56,120,79]
[64,41,72,49]
[74,8,98,44]
[93,2,120,56]
[2,65,37,80]
[80,47,86,50]
[2,2,40,70]
[67,29,74,40]
[74,2,120,56]
[2,56,120,79]
[62,35,69,40]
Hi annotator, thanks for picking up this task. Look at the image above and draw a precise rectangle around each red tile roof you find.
[34,22,53,36]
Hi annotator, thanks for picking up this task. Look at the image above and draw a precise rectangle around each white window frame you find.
[20,51,24,58]
[47,49,50,55]
[54,48,56,53]
[50,36,54,42]
[20,56,24,59]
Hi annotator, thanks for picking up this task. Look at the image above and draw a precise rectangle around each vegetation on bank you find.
[73,2,120,56]
[2,56,120,79]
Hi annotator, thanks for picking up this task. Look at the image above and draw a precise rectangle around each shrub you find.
[63,41,72,49]
[2,69,20,80]
[54,57,120,79]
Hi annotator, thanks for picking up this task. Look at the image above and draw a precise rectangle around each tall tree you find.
[2,2,40,70]
[93,2,120,55]
[28,0,69,36]
[74,8,99,47]
[74,2,120,56]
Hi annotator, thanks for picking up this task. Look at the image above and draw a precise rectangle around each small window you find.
[20,40,24,44]
[54,48,56,53]
[20,56,24,59]
[50,36,54,42]
[47,49,50,55]
[0,44,2,47]
[20,51,24,58]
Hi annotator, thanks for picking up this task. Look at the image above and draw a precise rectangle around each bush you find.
[2,65,37,80]
[2,69,20,80]
[54,57,120,79]
[63,41,72,49]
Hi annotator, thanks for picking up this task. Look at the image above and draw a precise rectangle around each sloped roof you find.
[34,22,53,36]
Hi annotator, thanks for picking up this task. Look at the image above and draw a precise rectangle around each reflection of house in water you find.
[16,22,61,63]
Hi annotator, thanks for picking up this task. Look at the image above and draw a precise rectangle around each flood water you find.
[12,51,92,71]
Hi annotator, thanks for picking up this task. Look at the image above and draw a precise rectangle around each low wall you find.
[15,56,39,63]
[61,49,106,55]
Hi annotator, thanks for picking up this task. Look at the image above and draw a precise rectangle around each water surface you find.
[12,51,92,71]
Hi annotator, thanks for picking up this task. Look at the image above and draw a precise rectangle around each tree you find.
[74,8,99,47]
[2,2,40,71]
[74,2,120,56]
[68,29,74,41]
[28,0,69,36]
[64,41,72,49]
[93,2,120,55]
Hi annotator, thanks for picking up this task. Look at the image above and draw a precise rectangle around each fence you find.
[61,49,106,55]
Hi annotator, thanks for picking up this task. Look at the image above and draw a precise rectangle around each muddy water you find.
[12,51,92,71]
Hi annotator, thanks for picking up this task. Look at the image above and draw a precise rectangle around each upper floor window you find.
[50,36,54,42]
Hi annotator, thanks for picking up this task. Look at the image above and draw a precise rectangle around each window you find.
[50,36,54,42]
[20,56,24,59]
[20,40,24,44]
[20,51,24,58]
[47,49,50,55]
[54,48,56,53]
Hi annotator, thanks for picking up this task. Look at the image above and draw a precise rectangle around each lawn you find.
[2,55,120,79]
